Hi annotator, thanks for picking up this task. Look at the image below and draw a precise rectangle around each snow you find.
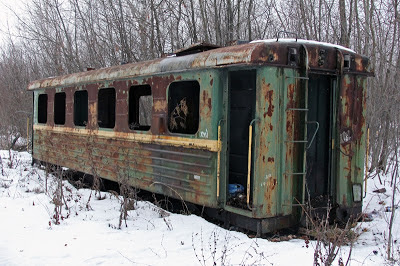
[0,150,399,265]
[251,39,356,53]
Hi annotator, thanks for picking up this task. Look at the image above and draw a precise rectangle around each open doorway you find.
[306,74,334,209]
[227,70,256,208]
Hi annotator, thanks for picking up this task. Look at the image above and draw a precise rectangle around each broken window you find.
[74,90,88,127]
[129,85,152,131]
[168,81,200,134]
[98,88,115,129]
[37,94,47,124]
[54,92,66,125]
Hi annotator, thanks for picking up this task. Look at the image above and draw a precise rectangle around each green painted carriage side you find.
[336,75,367,210]
[32,69,225,208]
[252,67,303,219]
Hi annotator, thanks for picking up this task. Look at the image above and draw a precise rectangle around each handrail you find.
[306,121,319,149]
[276,31,298,41]
[247,118,260,210]
[217,119,225,200]
[364,126,370,198]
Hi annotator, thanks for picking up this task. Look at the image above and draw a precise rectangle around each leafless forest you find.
[0,0,398,171]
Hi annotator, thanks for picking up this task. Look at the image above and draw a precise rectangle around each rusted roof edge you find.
[27,40,371,91]
[27,43,261,90]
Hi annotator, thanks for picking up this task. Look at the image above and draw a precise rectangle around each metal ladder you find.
[283,45,319,208]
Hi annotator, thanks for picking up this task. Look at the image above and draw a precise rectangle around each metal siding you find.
[253,67,280,218]
[33,128,218,207]
[280,68,297,215]
[336,74,367,207]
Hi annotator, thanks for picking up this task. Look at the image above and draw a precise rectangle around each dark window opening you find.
[98,88,115,128]
[168,81,200,134]
[288,47,298,66]
[129,85,152,131]
[54,92,66,125]
[344,54,351,69]
[74,90,88,127]
[38,94,48,124]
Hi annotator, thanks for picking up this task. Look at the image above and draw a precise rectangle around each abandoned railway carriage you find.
[28,39,371,234]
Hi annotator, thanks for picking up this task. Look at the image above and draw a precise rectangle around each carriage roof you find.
[27,39,370,91]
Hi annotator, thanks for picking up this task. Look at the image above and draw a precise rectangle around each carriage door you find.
[227,70,256,208]
[306,74,334,209]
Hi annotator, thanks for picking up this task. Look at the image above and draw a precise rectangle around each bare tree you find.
[0,0,398,178]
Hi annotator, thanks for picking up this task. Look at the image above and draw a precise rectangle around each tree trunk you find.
[247,0,253,41]
[339,0,349,46]
[199,0,210,42]
[189,0,198,43]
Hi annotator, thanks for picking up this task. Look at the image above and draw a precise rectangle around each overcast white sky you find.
[0,0,26,44]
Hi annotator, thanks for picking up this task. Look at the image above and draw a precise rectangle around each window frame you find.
[167,80,200,135]
[54,92,66,125]
[37,93,48,124]
[74,90,88,127]
[97,87,116,129]
[129,84,153,131]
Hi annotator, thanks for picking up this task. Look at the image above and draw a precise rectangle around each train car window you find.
[129,85,152,131]
[74,90,88,127]
[98,88,116,128]
[37,94,48,124]
[168,80,200,134]
[54,92,66,125]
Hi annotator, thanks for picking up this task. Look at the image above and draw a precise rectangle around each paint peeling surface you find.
[33,126,218,207]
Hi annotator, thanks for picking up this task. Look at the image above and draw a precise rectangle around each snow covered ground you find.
[0,150,399,265]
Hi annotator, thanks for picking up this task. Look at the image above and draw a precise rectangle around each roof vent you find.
[174,42,220,57]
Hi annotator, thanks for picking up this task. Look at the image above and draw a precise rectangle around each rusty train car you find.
[28,39,371,234]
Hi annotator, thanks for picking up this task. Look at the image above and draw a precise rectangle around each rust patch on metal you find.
[64,87,74,128]
[265,177,277,198]
[287,84,295,109]
[261,79,274,119]
[115,86,129,132]
[88,102,97,129]
[210,78,213,86]
[251,44,270,62]
[266,90,274,117]
[201,90,212,118]
[286,120,293,136]
[352,78,365,139]
[154,100,167,112]
[264,177,277,214]
[144,74,180,99]
[339,75,365,145]
[268,157,274,163]
[113,79,132,89]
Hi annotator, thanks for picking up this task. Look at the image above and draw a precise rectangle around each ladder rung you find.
[285,140,307,143]
[285,172,306,175]
[287,108,309,111]
[285,76,309,80]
